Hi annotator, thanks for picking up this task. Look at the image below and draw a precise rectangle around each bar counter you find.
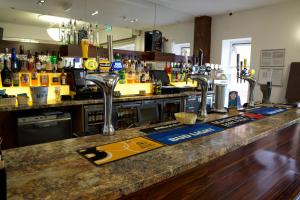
[3,108,300,199]
[0,91,209,112]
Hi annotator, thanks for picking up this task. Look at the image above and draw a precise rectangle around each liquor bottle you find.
[11,48,20,86]
[60,23,66,45]
[94,24,100,47]
[20,52,30,87]
[34,52,42,73]
[39,52,48,86]
[51,51,58,72]
[40,52,46,72]
[1,60,12,87]
[0,58,3,72]
[88,24,94,45]
[73,20,78,45]
[3,48,10,71]
[57,52,63,73]
[60,69,67,85]
[19,45,25,55]
[45,51,52,72]
[28,52,39,86]
[27,51,34,73]
[51,52,60,86]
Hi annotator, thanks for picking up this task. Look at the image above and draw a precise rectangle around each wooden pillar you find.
[193,16,212,63]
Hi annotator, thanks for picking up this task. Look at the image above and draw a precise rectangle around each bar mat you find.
[145,123,224,145]
[249,107,288,116]
[241,112,266,120]
[140,122,184,134]
[78,137,163,166]
[207,115,256,129]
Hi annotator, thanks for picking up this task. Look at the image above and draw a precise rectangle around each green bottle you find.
[114,54,125,84]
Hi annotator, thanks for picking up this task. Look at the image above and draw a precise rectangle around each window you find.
[172,43,190,56]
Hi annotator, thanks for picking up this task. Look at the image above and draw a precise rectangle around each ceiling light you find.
[37,0,45,5]
[130,18,138,23]
[91,10,99,16]
[47,28,60,41]
[38,15,69,24]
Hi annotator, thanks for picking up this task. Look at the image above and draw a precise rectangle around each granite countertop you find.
[4,109,299,200]
[0,91,210,112]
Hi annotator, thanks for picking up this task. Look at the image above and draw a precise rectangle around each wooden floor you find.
[123,123,300,200]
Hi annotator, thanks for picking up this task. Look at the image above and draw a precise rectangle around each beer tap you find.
[84,35,119,136]
[237,57,256,107]
[189,49,211,119]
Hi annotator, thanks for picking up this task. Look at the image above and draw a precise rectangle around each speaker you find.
[144,30,162,52]
[0,27,3,40]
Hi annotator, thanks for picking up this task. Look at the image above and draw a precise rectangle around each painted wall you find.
[211,0,300,103]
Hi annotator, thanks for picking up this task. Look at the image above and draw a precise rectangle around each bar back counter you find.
[0,91,215,149]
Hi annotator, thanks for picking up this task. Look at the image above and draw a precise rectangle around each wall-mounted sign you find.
[111,61,123,71]
[260,49,285,67]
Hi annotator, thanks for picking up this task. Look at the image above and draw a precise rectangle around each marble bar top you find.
[0,91,213,112]
[4,109,300,200]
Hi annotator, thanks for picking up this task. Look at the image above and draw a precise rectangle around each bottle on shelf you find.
[1,59,12,87]
[45,51,52,72]
[34,52,42,73]
[11,48,20,86]
[40,52,46,72]
[29,55,38,86]
[60,23,66,45]
[40,72,49,86]
[57,52,63,73]
[51,52,60,86]
[3,48,10,71]
[88,24,94,45]
[0,58,3,72]
[20,52,30,87]
[60,69,67,85]
[19,45,25,55]
[94,24,100,47]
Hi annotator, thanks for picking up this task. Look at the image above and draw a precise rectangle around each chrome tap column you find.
[84,35,119,136]
[189,49,211,119]
[243,76,256,107]
[85,74,119,135]
[191,74,209,119]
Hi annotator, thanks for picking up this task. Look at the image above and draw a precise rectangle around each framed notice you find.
[258,67,284,86]
[260,49,285,67]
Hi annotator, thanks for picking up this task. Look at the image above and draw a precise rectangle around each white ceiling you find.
[0,0,292,29]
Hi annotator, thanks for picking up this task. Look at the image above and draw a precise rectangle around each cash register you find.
[66,68,103,100]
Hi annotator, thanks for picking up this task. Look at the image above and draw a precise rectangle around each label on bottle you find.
[36,62,41,72]
[40,74,49,86]
[21,73,30,86]
[52,77,60,83]
[12,73,19,86]
[46,62,52,72]
[61,77,66,85]
[31,71,38,80]
[3,76,11,86]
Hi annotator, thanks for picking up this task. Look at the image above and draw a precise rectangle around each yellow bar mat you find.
[77,137,164,166]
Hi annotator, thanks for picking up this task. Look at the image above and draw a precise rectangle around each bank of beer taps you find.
[236,54,256,107]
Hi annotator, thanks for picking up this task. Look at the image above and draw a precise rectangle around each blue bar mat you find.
[145,123,224,145]
[250,107,287,116]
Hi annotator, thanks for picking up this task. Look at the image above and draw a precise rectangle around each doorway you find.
[221,38,252,107]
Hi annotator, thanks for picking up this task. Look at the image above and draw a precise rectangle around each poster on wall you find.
[258,67,284,86]
[260,49,285,67]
